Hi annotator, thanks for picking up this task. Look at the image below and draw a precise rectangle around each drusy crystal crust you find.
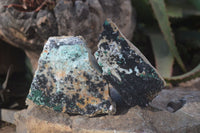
[94,20,165,106]
[27,36,115,116]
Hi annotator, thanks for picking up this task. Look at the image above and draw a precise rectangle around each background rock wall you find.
[0,0,135,71]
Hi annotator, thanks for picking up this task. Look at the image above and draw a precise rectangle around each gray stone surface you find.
[150,88,200,113]
[0,0,135,71]
[1,109,18,124]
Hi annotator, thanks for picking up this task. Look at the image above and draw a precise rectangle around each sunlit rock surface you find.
[95,19,165,106]
[27,36,115,116]
[16,83,200,133]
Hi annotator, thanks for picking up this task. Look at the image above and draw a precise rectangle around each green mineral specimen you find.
[27,36,115,116]
[94,19,166,106]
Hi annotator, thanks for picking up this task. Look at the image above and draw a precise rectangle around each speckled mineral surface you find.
[27,36,115,116]
[94,19,165,106]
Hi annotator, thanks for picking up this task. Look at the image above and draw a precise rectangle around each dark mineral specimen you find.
[27,36,115,116]
[27,19,165,116]
[94,19,165,106]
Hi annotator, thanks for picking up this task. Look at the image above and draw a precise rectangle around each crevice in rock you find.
[167,99,186,113]
[0,40,32,110]
[109,87,131,115]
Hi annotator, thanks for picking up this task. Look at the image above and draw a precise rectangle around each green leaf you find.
[148,31,174,78]
[165,64,200,84]
[149,0,186,72]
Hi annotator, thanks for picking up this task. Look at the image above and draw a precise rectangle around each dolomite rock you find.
[26,36,115,116]
[95,19,165,106]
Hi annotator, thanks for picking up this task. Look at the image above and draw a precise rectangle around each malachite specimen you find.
[94,19,166,106]
[27,36,116,116]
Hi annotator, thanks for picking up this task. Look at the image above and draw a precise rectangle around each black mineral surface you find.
[94,19,165,106]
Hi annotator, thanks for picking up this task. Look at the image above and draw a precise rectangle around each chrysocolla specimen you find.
[94,19,165,106]
[27,36,115,116]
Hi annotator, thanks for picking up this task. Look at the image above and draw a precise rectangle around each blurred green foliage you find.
[132,0,200,84]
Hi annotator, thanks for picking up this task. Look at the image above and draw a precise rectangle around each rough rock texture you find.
[0,0,135,71]
[0,125,16,133]
[1,109,18,124]
[94,19,165,106]
[15,104,72,133]
[15,84,200,133]
[150,88,200,113]
[27,36,115,116]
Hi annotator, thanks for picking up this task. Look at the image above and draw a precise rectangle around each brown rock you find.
[15,86,200,133]
[0,126,16,133]
[0,0,135,71]
[15,103,72,133]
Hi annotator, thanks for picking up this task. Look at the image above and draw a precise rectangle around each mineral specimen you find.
[94,19,165,106]
[27,36,115,116]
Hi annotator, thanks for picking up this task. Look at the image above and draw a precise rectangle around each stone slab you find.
[0,109,18,124]
[15,86,200,133]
